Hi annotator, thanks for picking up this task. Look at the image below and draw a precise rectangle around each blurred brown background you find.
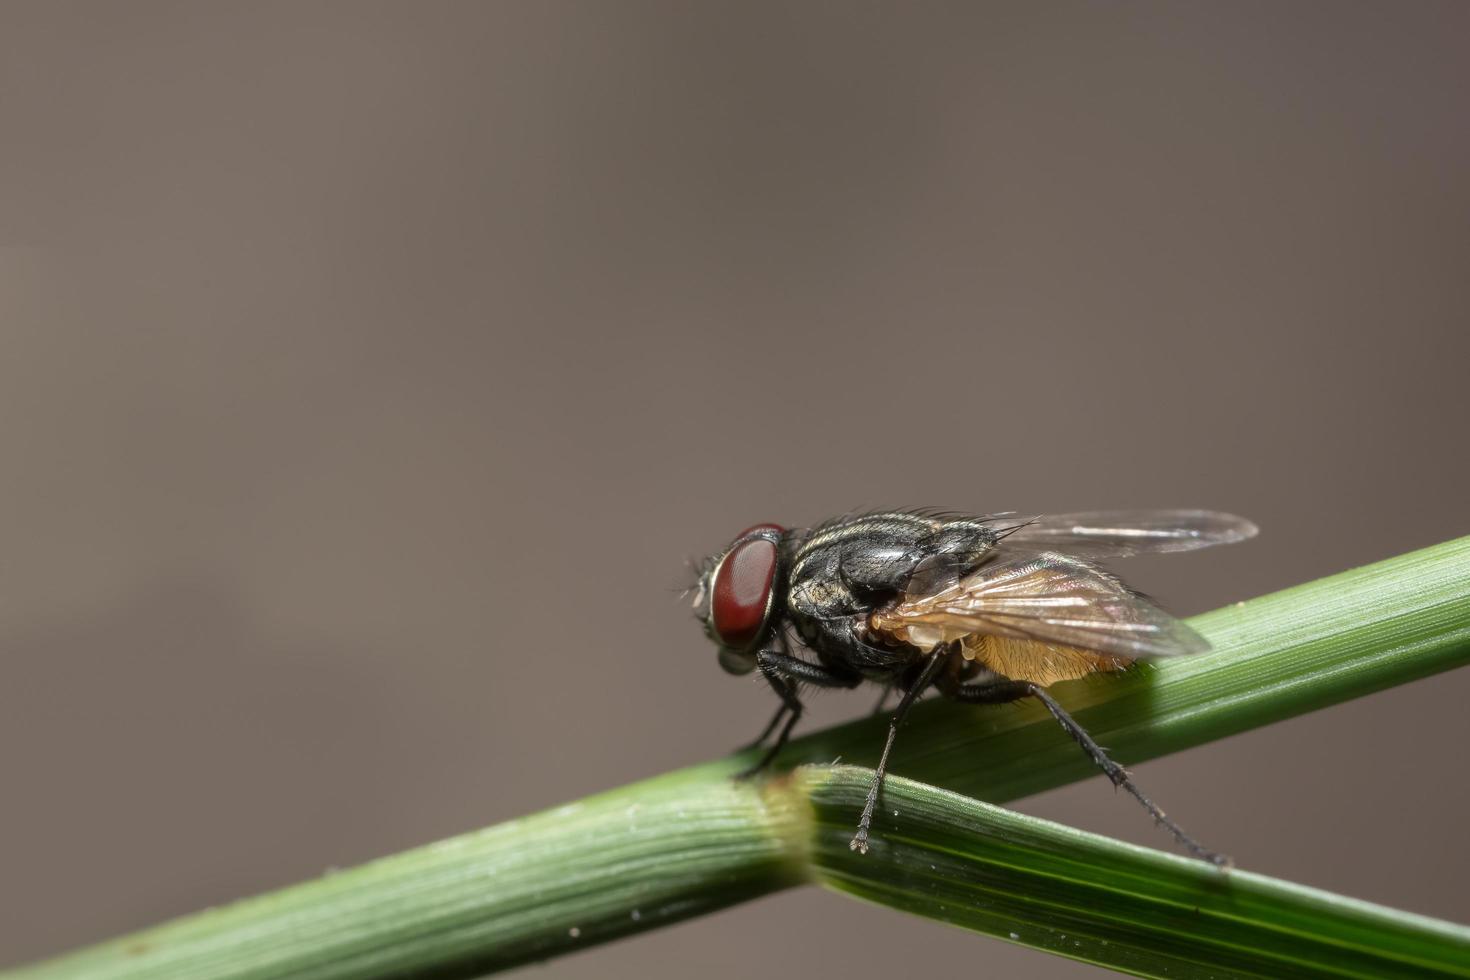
[2,2,1468,977]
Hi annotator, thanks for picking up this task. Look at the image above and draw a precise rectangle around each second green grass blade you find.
[807,767,1470,980]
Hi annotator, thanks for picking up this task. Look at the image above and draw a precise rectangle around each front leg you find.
[736,650,861,780]
[740,701,790,752]
[740,633,799,751]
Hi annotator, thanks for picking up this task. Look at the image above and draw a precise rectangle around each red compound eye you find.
[711,525,783,649]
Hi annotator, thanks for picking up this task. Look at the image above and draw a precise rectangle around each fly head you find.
[691,523,786,675]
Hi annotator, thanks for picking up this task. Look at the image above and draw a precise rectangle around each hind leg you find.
[937,672,1228,866]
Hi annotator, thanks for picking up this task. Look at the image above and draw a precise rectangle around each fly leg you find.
[938,675,1229,867]
[740,633,797,750]
[735,651,861,781]
[740,702,789,752]
[735,667,800,781]
[849,645,951,854]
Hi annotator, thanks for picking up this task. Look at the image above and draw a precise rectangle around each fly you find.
[689,509,1257,864]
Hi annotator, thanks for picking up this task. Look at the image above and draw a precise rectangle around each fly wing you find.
[869,551,1208,685]
[998,510,1257,559]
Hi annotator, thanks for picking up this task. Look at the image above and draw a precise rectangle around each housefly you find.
[689,510,1257,864]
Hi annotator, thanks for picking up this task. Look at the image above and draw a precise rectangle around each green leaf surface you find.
[5,767,810,980]
[807,767,1470,979]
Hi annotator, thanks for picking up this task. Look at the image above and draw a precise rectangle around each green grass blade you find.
[6,536,1470,979]
[806,767,1470,979]
[4,768,812,980]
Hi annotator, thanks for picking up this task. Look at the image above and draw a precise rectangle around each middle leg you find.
[849,644,953,854]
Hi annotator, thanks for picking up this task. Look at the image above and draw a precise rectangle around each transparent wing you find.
[999,509,1257,559]
[871,551,1209,662]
